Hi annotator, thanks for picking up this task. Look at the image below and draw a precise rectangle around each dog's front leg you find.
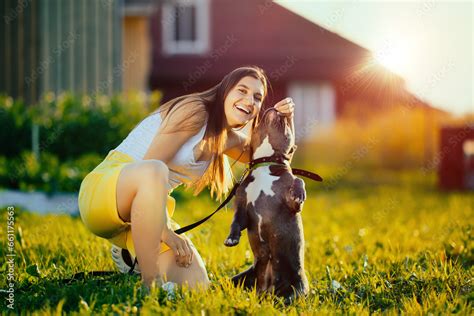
[285,177,306,213]
[224,202,248,247]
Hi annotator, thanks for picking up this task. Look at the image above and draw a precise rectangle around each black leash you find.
[174,181,241,234]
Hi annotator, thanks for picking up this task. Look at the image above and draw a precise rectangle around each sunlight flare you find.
[373,38,414,75]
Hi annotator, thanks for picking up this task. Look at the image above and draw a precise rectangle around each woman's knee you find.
[118,160,169,222]
[136,160,169,186]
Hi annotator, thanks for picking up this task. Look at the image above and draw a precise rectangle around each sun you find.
[373,39,413,75]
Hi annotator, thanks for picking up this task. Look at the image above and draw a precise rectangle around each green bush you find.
[21,92,154,159]
[0,96,33,158]
[0,91,162,193]
[0,148,103,194]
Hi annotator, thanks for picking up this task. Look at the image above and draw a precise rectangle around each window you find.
[288,81,336,141]
[162,0,210,55]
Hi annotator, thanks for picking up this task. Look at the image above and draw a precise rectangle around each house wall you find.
[0,0,122,105]
[123,16,151,92]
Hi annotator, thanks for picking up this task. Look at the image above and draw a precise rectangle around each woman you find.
[78,66,295,289]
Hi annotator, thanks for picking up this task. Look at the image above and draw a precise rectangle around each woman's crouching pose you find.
[78,65,295,289]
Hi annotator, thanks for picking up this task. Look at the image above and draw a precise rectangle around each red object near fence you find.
[438,126,474,190]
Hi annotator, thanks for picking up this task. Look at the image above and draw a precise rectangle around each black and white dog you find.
[225,108,308,301]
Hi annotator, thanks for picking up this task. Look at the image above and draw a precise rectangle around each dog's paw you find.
[293,194,305,210]
[286,177,306,213]
[292,178,306,202]
[291,192,305,204]
[224,236,240,247]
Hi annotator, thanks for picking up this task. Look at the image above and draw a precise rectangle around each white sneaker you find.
[111,245,141,274]
[162,281,177,300]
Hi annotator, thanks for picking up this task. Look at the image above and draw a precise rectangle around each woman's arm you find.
[144,102,207,162]
[224,129,251,163]
[143,129,199,162]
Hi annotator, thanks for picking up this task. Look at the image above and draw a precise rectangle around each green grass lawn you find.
[1,168,473,315]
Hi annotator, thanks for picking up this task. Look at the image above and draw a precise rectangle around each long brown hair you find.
[155,66,270,200]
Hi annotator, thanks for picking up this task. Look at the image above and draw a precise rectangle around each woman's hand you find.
[274,97,295,117]
[161,226,194,268]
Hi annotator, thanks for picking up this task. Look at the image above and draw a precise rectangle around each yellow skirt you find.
[78,150,176,258]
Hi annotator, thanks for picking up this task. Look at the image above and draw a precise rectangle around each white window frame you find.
[161,0,210,55]
[288,81,336,141]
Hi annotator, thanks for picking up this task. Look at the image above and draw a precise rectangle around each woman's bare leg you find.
[116,160,170,286]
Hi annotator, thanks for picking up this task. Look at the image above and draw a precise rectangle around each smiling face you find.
[224,76,265,128]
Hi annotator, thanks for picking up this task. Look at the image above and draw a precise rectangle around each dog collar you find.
[248,155,323,184]
[249,155,288,169]
[235,159,287,187]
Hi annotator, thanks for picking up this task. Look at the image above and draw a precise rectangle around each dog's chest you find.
[243,166,280,208]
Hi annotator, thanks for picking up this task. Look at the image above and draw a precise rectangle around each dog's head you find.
[251,106,297,161]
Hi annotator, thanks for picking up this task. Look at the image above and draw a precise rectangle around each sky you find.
[275,0,473,115]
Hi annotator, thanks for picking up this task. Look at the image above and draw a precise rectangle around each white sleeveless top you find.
[114,112,210,192]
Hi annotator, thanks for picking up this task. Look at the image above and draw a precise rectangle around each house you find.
[145,0,430,140]
[122,0,157,92]
[1,0,435,142]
